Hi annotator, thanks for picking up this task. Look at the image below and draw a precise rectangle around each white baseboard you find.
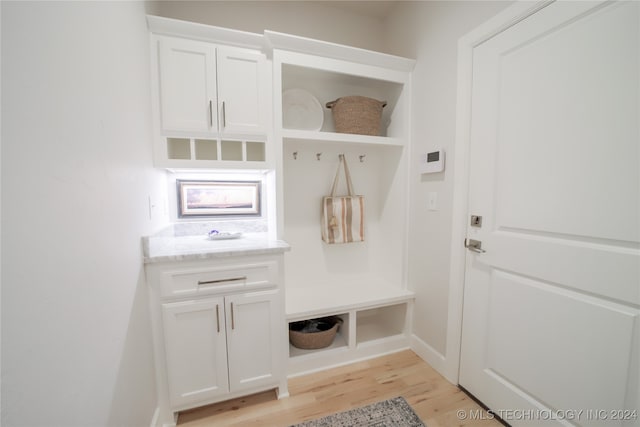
[149,406,176,427]
[149,406,161,427]
[287,346,410,379]
[410,334,451,382]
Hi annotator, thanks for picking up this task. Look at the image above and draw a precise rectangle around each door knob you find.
[465,238,486,253]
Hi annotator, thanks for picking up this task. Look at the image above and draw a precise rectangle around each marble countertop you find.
[143,231,290,264]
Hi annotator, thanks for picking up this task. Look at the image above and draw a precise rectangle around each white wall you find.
[383,1,512,374]
[1,2,167,425]
[153,0,387,53]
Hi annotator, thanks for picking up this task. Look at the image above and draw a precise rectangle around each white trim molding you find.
[444,0,553,384]
[410,334,446,375]
[146,15,266,50]
[264,30,415,72]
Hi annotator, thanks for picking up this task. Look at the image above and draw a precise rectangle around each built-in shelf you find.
[286,282,414,321]
[285,294,412,376]
[289,326,349,358]
[281,129,403,147]
[275,30,415,377]
[165,137,267,163]
[356,304,407,345]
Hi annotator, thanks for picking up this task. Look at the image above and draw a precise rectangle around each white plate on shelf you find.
[208,231,242,240]
[282,89,323,131]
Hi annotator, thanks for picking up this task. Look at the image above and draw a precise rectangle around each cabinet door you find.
[225,290,280,392]
[158,37,218,133]
[162,298,229,408]
[217,46,267,135]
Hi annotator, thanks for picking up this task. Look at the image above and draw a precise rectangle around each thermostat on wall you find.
[420,149,445,174]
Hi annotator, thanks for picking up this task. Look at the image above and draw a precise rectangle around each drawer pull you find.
[215,304,220,333]
[197,276,247,286]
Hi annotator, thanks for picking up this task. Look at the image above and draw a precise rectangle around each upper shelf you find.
[281,129,403,147]
[278,62,409,140]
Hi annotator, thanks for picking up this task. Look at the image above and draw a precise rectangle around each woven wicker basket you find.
[289,316,343,350]
[326,96,387,136]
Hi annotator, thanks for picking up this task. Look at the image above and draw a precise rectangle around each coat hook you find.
[293,151,298,160]
[316,153,322,161]
[359,155,366,163]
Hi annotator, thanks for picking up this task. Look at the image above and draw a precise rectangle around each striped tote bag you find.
[321,154,365,244]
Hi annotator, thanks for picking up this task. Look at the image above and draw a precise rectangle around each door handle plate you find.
[465,238,486,253]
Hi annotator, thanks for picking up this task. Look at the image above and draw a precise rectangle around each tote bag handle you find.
[329,154,355,196]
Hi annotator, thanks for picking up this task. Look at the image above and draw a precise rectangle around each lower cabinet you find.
[146,253,288,424]
[162,297,229,407]
[162,290,280,409]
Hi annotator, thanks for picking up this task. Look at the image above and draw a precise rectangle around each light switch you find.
[148,195,166,220]
[428,192,438,211]
[148,196,156,220]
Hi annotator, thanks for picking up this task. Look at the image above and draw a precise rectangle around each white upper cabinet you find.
[217,46,267,135]
[158,37,218,134]
[156,37,266,137]
[147,16,271,169]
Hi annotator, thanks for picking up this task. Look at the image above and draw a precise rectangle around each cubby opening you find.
[194,139,218,160]
[246,141,266,162]
[167,137,191,160]
[288,313,349,358]
[356,303,407,345]
[221,140,243,161]
[164,137,268,165]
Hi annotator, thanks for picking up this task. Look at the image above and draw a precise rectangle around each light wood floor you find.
[177,350,502,426]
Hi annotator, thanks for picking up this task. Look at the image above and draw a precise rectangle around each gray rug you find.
[290,396,425,427]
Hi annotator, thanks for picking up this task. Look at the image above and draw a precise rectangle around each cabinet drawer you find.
[160,261,277,298]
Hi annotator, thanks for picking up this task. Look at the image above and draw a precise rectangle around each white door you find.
[162,298,229,408]
[226,290,280,392]
[460,2,639,426]
[158,36,218,133]
[217,46,266,135]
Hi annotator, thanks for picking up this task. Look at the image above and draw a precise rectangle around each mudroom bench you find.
[286,284,414,376]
